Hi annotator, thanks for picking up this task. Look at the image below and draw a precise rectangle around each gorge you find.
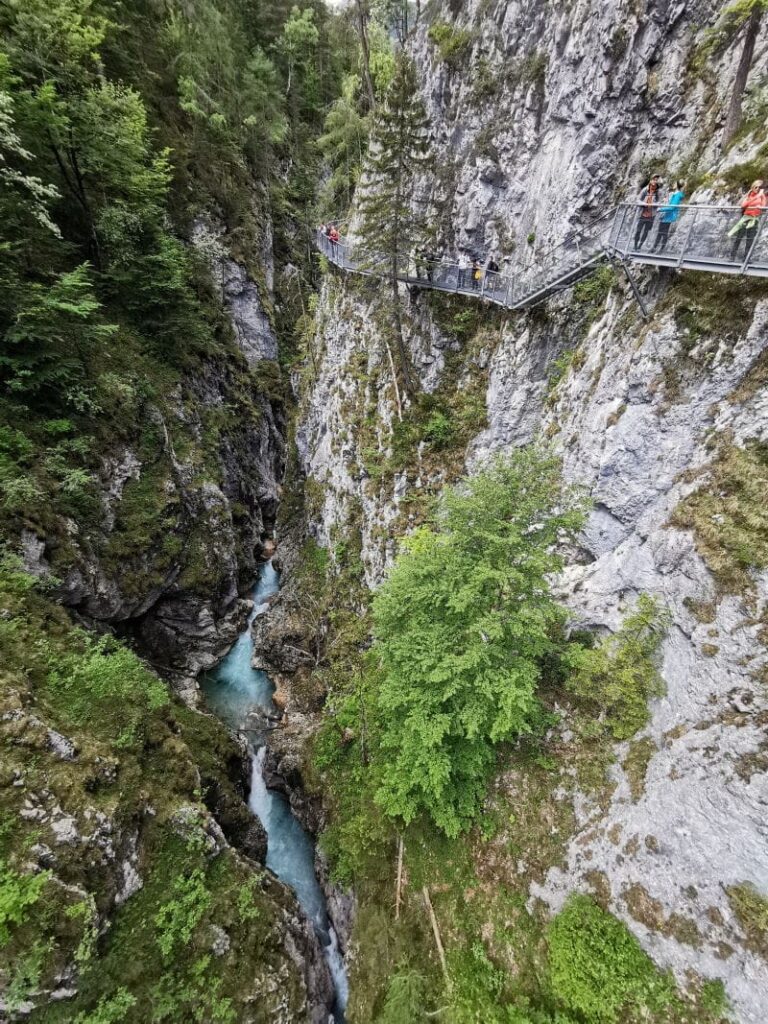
[1,1,768,1023]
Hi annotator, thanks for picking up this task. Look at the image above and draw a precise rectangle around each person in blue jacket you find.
[652,181,686,253]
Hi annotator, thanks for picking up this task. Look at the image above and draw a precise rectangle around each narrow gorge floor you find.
[201,561,349,1022]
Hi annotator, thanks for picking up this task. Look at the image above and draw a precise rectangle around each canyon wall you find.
[277,1,768,1019]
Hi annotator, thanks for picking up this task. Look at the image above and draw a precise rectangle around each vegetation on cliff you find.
[0,0,352,1017]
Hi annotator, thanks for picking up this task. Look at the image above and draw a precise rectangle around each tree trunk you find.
[354,0,377,112]
[382,316,404,421]
[422,886,451,988]
[722,4,762,148]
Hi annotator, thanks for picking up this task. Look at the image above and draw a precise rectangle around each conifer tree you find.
[721,0,767,146]
[357,53,429,399]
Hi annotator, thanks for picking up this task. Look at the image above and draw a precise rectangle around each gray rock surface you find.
[287,1,768,1018]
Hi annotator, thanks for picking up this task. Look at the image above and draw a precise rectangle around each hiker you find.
[457,251,471,290]
[652,181,686,253]
[425,249,438,283]
[634,174,662,250]
[487,255,500,275]
[728,180,767,262]
[472,257,482,290]
[328,224,340,256]
[414,247,427,280]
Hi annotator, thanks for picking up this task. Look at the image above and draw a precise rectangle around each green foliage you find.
[422,410,454,450]
[43,632,169,747]
[318,74,369,213]
[0,861,49,946]
[546,895,676,1022]
[236,877,263,923]
[572,265,616,328]
[73,991,137,1024]
[726,882,768,958]
[154,869,211,959]
[371,449,586,836]
[672,442,768,594]
[427,22,474,67]
[1,264,117,408]
[507,51,548,90]
[376,967,429,1023]
[564,595,670,740]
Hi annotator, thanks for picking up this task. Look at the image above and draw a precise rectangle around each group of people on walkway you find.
[633,174,767,261]
[414,247,501,291]
[320,174,767,298]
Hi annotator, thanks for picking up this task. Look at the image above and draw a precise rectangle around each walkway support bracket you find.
[613,255,649,320]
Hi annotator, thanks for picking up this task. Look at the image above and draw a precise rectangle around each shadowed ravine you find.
[201,561,348,1022]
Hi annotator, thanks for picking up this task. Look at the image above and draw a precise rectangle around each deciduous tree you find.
[370,449,586,836]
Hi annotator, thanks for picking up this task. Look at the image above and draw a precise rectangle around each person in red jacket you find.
[728,180,766,261]
[328,224,340,257]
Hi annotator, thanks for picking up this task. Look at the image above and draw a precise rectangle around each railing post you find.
[676,207,698,269]
[612,206,628,255]
[740,214,764,275]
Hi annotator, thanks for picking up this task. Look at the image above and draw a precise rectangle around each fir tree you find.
[357,53,429,400]
[721,0,767,146]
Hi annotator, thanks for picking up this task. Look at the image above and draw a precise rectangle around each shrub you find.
[154,869,211,958]
[0,861,49,946]
[546,895,676,1022]
[427,22,474,67]
[726,882,768,958]
[73,990,137,1024]
[423,410,454,449]
[564,594,670,739]
[671,442,768,594]
[43,633,169,746]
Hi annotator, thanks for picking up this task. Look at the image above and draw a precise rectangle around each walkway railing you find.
[315,202,768,312]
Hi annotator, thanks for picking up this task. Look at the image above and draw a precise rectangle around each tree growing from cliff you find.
[370,449,586,837]
[358,53,429,401]
[716,0,768,146]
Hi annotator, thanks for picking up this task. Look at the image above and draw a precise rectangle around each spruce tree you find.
[721,0,767,146]
[357,53,429,399]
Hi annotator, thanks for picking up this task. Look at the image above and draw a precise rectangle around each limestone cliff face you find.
[283,1,768,1019]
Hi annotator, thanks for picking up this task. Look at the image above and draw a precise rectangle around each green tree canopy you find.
[371,449,586,836]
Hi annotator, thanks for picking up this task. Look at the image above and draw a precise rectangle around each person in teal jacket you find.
[652,181,685,253]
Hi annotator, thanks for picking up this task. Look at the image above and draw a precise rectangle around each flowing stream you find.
[201,560,348,1022]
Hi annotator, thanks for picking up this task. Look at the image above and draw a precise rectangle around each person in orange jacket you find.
[728,180,766,261]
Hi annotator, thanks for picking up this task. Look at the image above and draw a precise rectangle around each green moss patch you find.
[672,441,768,595]
[726,882,768,960]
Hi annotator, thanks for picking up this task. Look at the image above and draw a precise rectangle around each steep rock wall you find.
[281,1,768,1019]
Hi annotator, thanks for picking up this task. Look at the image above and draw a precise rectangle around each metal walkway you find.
[316,202,768,312]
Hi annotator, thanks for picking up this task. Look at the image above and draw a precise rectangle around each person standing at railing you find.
[728,180,767,262]
[485,255,500,295]
[633,174,662,250]
[414,247,427,280]
[651,181,685,253]
[328,224,340,258]
[472,257,483,291]
[457,251,471,290]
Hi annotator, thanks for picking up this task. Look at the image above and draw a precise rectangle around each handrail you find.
[315,200,768,312]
